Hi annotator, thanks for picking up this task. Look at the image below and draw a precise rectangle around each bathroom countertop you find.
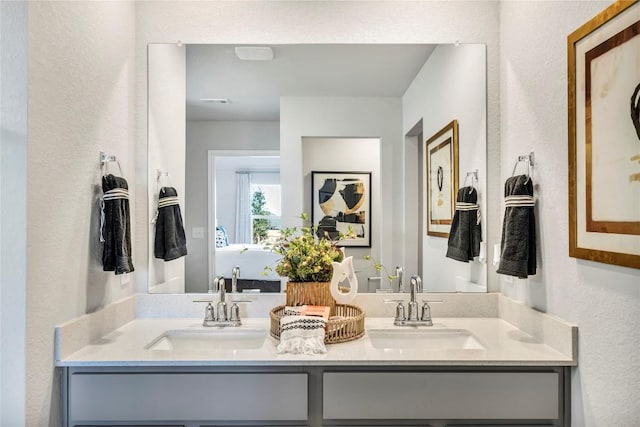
[56,316,576,367]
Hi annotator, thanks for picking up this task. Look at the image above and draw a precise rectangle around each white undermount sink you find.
[145,328,268,351]
[367,328,485,350]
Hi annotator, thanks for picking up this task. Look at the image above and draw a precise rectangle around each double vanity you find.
[55,293,577,427]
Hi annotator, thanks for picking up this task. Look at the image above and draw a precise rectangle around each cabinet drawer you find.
[323,371,558,420]
[69,372,307,422]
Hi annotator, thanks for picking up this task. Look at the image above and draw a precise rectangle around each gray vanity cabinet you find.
[61,366,570,427]
[63,367,309,427]
[323,371,559,420]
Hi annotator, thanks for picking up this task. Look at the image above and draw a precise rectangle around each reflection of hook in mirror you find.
[156,170,173,194]
[463,170,479,192]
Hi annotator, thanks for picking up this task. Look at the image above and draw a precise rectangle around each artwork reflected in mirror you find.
[426,120,459,238]
[312,171,372,248]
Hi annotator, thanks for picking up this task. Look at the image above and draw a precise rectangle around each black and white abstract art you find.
[311,171,372,247]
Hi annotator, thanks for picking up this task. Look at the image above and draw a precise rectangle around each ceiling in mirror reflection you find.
[186,44,437,121]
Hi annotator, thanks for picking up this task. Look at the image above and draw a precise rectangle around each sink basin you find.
[367,328,485,350]
[145,328,268,351]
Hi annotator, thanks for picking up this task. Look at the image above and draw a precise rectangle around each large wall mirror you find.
[148,43,487,294]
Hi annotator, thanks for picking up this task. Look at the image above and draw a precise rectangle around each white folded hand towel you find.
[277,314,327,355]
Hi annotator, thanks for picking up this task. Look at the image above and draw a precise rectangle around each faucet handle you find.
[229,303,241,323]
[395,302,406,322]
[420,302,434,326]
[204,302,215,322]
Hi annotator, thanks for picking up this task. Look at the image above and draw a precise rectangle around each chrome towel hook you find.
[100,152,123,177]
[156,169,173,194]
[512,152,534,183]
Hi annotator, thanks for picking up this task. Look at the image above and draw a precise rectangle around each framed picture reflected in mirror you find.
[311,171,372,247]
[426,120,459,238]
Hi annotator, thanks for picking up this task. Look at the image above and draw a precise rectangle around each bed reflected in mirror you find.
[206,152,282,294]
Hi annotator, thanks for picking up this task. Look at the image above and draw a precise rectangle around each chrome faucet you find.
[231,265,240,293]
[392,275,441,326]
[198,276,244,327]
[216,276,228,321]
[407,275,420,321]
[395,266,404,292]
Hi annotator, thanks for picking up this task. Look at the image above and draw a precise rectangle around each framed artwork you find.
[311,171,372,248]
[568,0,640,269]
[425,120,459,238]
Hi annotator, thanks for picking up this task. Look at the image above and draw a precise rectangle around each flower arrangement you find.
[266,213,345,282]
[260,213,397,288]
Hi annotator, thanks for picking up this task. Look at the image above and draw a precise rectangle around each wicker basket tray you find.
[270,304,365,344]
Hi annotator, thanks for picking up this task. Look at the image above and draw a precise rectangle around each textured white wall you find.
[27,2,136,425]
[500,1,640,425]
[184,121,279,293]
[403,43,487,292]
[0,2,27,425]
[19,2,639,426]
[148,44,186,294]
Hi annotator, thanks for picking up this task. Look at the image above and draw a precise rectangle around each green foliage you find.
[252,188,271,243]
[267,214,346,282]
[364,255,397,284]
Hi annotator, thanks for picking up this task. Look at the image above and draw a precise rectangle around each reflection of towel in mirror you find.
[446,186,481,262]
[102,174,134,274]
[497,175,536,278]
[277,308,327,355]
[154,187,187,261]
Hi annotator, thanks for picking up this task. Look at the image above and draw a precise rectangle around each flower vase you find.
[285,281,336,314]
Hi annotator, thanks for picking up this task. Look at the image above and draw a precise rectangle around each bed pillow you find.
[215,226,229,248]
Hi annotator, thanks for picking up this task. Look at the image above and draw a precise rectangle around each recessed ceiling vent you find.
[200,98,231,104]
[235,46,274,61]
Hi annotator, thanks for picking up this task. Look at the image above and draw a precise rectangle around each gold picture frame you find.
[425,120,459,238]
[568,0,640,269]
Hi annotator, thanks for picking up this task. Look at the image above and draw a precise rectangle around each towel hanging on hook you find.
[153,182,187,261]
[100,174,134,274]
[152,170,175,223]
[497,174,536,278]
[98,151,133,274]
[446,184,482,263]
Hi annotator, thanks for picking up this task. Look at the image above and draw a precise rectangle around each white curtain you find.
[235,172,252,244]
